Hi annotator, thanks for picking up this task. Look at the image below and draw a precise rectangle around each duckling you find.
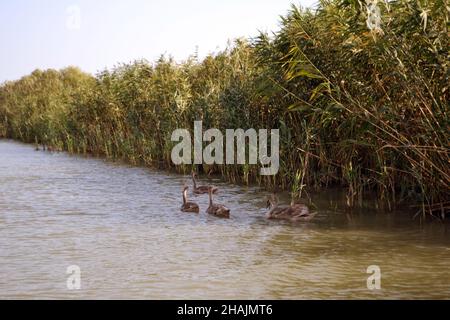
[207,186,230,218]
[181,186,200,213]
[266,194,316,222]
[192,172,218,195]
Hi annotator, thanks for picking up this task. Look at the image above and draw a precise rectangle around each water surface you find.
[0,140,449,299]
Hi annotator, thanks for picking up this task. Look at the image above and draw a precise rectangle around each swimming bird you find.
[266,194,316,222]
[192,172,218,195]
[206,186,230,218]
[181,186,200,213]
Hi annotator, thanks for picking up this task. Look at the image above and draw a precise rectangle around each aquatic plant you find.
[0,0,448,217]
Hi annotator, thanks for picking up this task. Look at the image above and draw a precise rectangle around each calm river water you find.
[0,140,449,299]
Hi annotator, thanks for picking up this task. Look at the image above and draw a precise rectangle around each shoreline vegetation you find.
[0,1,448,217]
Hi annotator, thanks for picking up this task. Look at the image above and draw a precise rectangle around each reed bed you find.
[0,0,448,217]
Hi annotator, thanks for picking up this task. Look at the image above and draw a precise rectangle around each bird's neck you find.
[267,203,277,218]
[183,190,187,204]
[208,191,213,206]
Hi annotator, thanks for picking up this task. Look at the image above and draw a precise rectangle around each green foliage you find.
[0,0,448,216]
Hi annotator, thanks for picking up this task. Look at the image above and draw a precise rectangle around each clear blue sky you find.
[0,0,317,83]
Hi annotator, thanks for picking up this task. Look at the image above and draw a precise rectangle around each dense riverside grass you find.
[0,1,448,216]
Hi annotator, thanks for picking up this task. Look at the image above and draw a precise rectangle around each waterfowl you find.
[192,172,218,195]
[266,195,316,222]
[181,186,200,213]
[207,186,230,218]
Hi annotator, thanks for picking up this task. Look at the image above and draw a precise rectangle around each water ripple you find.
[1,140,449,299]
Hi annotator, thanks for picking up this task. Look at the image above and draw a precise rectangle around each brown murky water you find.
[0,140,449,299]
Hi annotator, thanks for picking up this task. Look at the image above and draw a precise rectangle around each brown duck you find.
[181,186,200,213]
[192,172,218,195]
[207,186,230,218]
[266,195,316,222]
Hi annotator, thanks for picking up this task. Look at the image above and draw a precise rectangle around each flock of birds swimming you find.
[181,173,317,222]
[33,146,316,221]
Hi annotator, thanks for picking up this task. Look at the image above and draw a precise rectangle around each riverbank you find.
[0,138,429,220]
[0,1,448,216]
